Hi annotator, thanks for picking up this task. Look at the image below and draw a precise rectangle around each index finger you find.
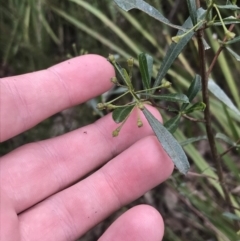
[0,55,114,142]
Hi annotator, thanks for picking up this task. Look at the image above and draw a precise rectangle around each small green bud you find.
[137,102,145,110]
[108,54,116,64]
[127,57,134,67]
[225,30,235,40]
[162,80,172,88]
[112,127,120,137]
[172,35,182,43]
[111,77,118,85]
[106,104,117,110]
[184,102,206,114]
[97,103,106,110]
[137,118,143,127]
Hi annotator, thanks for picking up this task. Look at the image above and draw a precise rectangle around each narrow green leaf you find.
[217,4,240,10]
[184,102,206,114]
[213,16,240,26]
[112,105,135,123]
[186,0,198,25]
[225,46,240,61]
[153,8,206,88]
[181,74,202,110]
[153,33,194,88]
[113,0,185,31]
[121,68,132,87]
[51,7,130,58]
[138,53,153,91]
[144,93,189,103]
[180,136,207,146]
[164,114,181,134]
[226,35,240,44]
[186,75,202,101]
[208,79,240,116]
[142,107,190,174]
[223,105,239,141]
[215,133,236,146]
[223,212,240,221]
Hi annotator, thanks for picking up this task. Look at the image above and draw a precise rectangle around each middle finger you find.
[1,107,161,213]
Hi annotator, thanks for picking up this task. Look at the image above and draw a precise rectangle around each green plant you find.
[95,0,240,236]
[2,0,240,240]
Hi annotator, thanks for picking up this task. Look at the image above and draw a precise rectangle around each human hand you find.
[0,55,173,241]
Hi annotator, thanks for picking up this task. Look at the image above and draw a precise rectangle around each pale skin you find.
[0,55,174,241]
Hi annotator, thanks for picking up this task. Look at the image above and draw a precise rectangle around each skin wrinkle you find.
[93,120,117,160]
[98,168,123,210]
[20,196,75,241]
[46,68,74,108]
[35,141,70,194]
[2,78,30,134]
[49,196,77,241]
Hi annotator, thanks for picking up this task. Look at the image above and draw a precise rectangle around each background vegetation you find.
[1,0,239,240]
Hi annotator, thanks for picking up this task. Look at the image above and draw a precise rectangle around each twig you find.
[182,114,206,123]
[187,171,219,181]
[206,15,240,80]
[220,139,240,157]
[195,1,233,214]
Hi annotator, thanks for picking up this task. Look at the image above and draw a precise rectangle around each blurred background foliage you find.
[0,0,240,240]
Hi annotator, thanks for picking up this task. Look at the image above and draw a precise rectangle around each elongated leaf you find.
[226,35,240,44]
[225,46,240,61]
[223,212,240,221]
[185,74,202,101]
[121,68,132,87]
[164,114,181,134]
[217,4,240,10]
[138,53,153,90]
[142,107,190,174]
[215,133,236,146]
[113,0,185,30]
[184,102,206,114]
[180,136,207,146]
[153,33,194,88]
[112,105,135,123]
[144,93,189,103]
[213,16,240,26]
[208,79,240,116]
[153,8,206,88]
[52,7,130,58]
[181,74,202,110]
[186,0,198,25]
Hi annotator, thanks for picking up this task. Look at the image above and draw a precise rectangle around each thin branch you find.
[220,139,240,157]
[206,15,240,79]
[187,171,219,181]
[182,114,206,123]
[196,19,233,213]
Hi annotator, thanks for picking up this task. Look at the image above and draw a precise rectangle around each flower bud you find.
[162,80,172,88]
[137,118,143,127]
[137,102,145,110]
[111,77,118,84]
[97,103,106,110]
[112,128,120,137]
[106,104,117,110]
[172,35,182,43]
[127,57,134,68]
[225,30,235,40]
[108,54,116,64]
